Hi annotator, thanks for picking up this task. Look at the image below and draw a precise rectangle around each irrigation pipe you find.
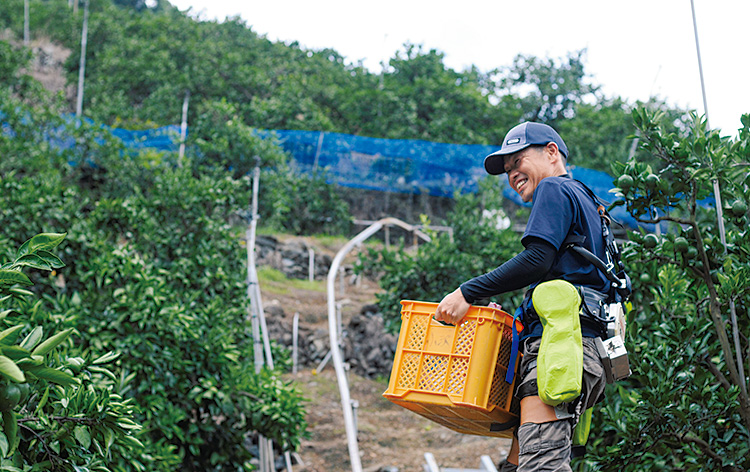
[327,218,431,472]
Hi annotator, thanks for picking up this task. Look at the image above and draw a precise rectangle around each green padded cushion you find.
[532,279,582,406]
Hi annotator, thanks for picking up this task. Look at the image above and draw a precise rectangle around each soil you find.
[261,237,512,472]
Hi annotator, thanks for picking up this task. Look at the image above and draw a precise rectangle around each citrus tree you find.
[584,109,750,471]
[0,233,143,471]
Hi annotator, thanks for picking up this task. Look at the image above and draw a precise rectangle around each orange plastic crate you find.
[382,300,522,438]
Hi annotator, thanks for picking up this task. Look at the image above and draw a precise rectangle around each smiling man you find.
[435,122,611,471]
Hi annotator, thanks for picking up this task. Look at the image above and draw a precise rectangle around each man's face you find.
[503,145,554,203]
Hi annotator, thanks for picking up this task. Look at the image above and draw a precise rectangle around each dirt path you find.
[289,368,512,472]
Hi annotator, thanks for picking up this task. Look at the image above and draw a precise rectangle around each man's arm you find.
[435,237,557,324]
[460,236,557,303]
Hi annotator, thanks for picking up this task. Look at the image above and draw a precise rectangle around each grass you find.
[256,266,326,294]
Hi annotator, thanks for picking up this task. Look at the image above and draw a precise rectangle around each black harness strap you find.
[562,180,632,301]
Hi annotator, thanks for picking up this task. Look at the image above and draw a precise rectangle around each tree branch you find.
[679,433,741,472]
[18,423,64,469]
[701,354,733,391]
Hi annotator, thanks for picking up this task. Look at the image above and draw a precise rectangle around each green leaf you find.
[31,328,73,357]
[2,411,17,457]
[91,351,120,365]
[0,431,7,458]
[23,365,75,387]
[0,271,32,288]
[33,250,65,269]
[0,346,31,362]
[10,254,51,272]
[19,326,43,351]
[0,326,24,345]
[17,233,66,258]
[88,365,117,382]
[74,425,91,449]
[34,386,49,414]
[0,356,25,383]
[8,288,33,297]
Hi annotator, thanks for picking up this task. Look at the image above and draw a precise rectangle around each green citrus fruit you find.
[0,384,21,411]
[617,174,634,191]
[645,174,660,190]
[687,246,698,260]
[731,200,748,217]
[640,273,651,283]
[643,234,658,249]
[674,237,689,253]
[17,383,29,404]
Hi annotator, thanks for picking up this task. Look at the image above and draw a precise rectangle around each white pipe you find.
[480,455,499,472]
[327,221,383,472]
[423,452,440,472]
[327,217,432,472]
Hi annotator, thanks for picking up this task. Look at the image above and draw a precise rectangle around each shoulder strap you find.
[563,180,632,300]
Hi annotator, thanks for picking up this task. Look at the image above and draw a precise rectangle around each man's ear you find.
[545,142,561,165]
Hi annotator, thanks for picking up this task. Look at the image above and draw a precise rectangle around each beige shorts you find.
[515,336,607,414]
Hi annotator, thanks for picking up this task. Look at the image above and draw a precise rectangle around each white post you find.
[178,90,190,167]
[313,131,324,174]
[284,451,293,472]
[23,0,30,46]
[308,247,315,282]
[292,312,299,374]
[75,0,89,118]
[247,166,274,370]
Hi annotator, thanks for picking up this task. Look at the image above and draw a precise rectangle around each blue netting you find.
[260,129,493,198]
[110,125,182,152]
[1,115,691,230]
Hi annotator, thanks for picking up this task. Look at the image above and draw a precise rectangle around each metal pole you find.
[75,0,89,118]
[690,0,747,395]
[178,90,190,167]
[23,0,30,46]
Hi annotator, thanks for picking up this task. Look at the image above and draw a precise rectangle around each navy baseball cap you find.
[484,122,568,175]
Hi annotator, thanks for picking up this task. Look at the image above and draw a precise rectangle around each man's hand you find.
[435,288,471,325]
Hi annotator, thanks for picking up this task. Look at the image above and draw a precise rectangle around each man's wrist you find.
[458,285,475,305]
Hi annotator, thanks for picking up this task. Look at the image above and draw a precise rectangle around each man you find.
[435,122,609,471]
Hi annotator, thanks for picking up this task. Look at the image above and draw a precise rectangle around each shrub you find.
[0,233,144,471]
[0,98,309,470]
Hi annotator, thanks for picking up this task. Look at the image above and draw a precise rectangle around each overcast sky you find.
[170,0,748,140]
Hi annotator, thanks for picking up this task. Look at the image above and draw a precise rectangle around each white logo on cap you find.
[506,138,521,145]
